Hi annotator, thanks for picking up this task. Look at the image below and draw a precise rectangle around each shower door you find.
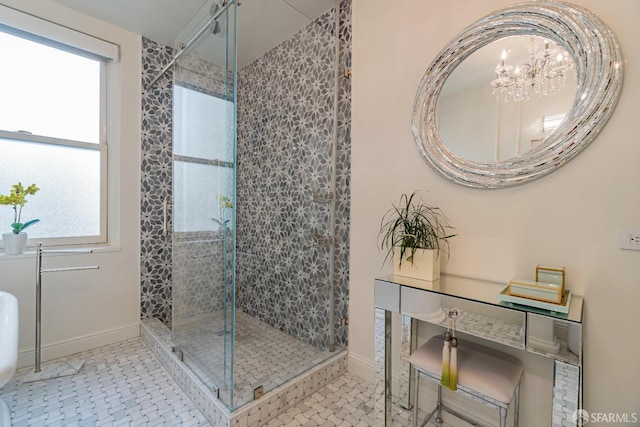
[171,0,238,409]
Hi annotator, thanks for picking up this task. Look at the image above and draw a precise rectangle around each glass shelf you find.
[440,305,525,349]
[375,273,583,324]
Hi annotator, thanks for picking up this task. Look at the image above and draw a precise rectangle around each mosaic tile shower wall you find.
[140,2,352,349]
[141,37,174,324]
[236,1,351,348]
[141,38,234,325]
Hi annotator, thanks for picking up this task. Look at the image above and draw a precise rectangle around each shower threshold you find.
[141,315,347,426]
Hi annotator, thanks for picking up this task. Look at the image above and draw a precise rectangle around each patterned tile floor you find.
[266,373,449,427]
[0,338,209,426]
[0,336,447,426]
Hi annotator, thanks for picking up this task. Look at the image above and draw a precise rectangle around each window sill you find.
[0,244,121,261]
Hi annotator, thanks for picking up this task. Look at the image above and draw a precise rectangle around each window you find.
[173,85,234,233]
[0,6,118,247]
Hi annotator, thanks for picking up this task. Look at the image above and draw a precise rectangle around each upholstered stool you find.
[410,335,523,427]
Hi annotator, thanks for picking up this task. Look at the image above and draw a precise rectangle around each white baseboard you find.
[347,351,375,383]
[17,322,140,369]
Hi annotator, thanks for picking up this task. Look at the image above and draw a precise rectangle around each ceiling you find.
[50,0,335,68]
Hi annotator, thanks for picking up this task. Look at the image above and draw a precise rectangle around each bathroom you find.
[1,0,639,426]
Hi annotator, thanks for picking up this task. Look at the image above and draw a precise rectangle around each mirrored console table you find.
[374,274,583,426]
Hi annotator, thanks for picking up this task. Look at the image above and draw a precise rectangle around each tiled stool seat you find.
[410,335,523,427]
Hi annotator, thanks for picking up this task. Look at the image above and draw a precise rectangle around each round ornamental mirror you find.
[411,1,624,189]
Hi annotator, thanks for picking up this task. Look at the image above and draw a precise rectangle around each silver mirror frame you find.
[412,1,624,189]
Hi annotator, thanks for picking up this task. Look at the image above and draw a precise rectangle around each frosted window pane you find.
[174,86,233,162]
[0,31,100,143]
[0,138,100,238]
[174,161,233,233]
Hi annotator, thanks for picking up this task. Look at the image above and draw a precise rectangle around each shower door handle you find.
[163,197,173,236]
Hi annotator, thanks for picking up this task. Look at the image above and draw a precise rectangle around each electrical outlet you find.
[620,229,640,251]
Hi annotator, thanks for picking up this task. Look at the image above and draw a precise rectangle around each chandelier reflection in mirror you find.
[490,37,574,103]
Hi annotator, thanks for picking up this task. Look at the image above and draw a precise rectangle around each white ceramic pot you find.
[2,232,28,255]
[393,248,440,281]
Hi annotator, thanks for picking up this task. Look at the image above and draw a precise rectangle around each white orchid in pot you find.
[0,182,40,255]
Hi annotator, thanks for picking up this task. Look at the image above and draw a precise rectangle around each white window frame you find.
[0,4,118,248]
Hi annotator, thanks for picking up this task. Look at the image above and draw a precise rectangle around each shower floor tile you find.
[0,338,209,426]
[171,310,343,409]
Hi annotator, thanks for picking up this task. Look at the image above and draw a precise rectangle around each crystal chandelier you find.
[490,37,574,103]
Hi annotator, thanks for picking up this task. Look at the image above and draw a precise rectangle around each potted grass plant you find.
[379,191,456,281]
[0,182,40,255]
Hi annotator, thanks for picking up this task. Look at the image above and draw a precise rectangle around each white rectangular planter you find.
[393,248,440,282]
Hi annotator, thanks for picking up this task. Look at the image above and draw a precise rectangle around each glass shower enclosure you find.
[170,0,348,412]
[171,0,238,408]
